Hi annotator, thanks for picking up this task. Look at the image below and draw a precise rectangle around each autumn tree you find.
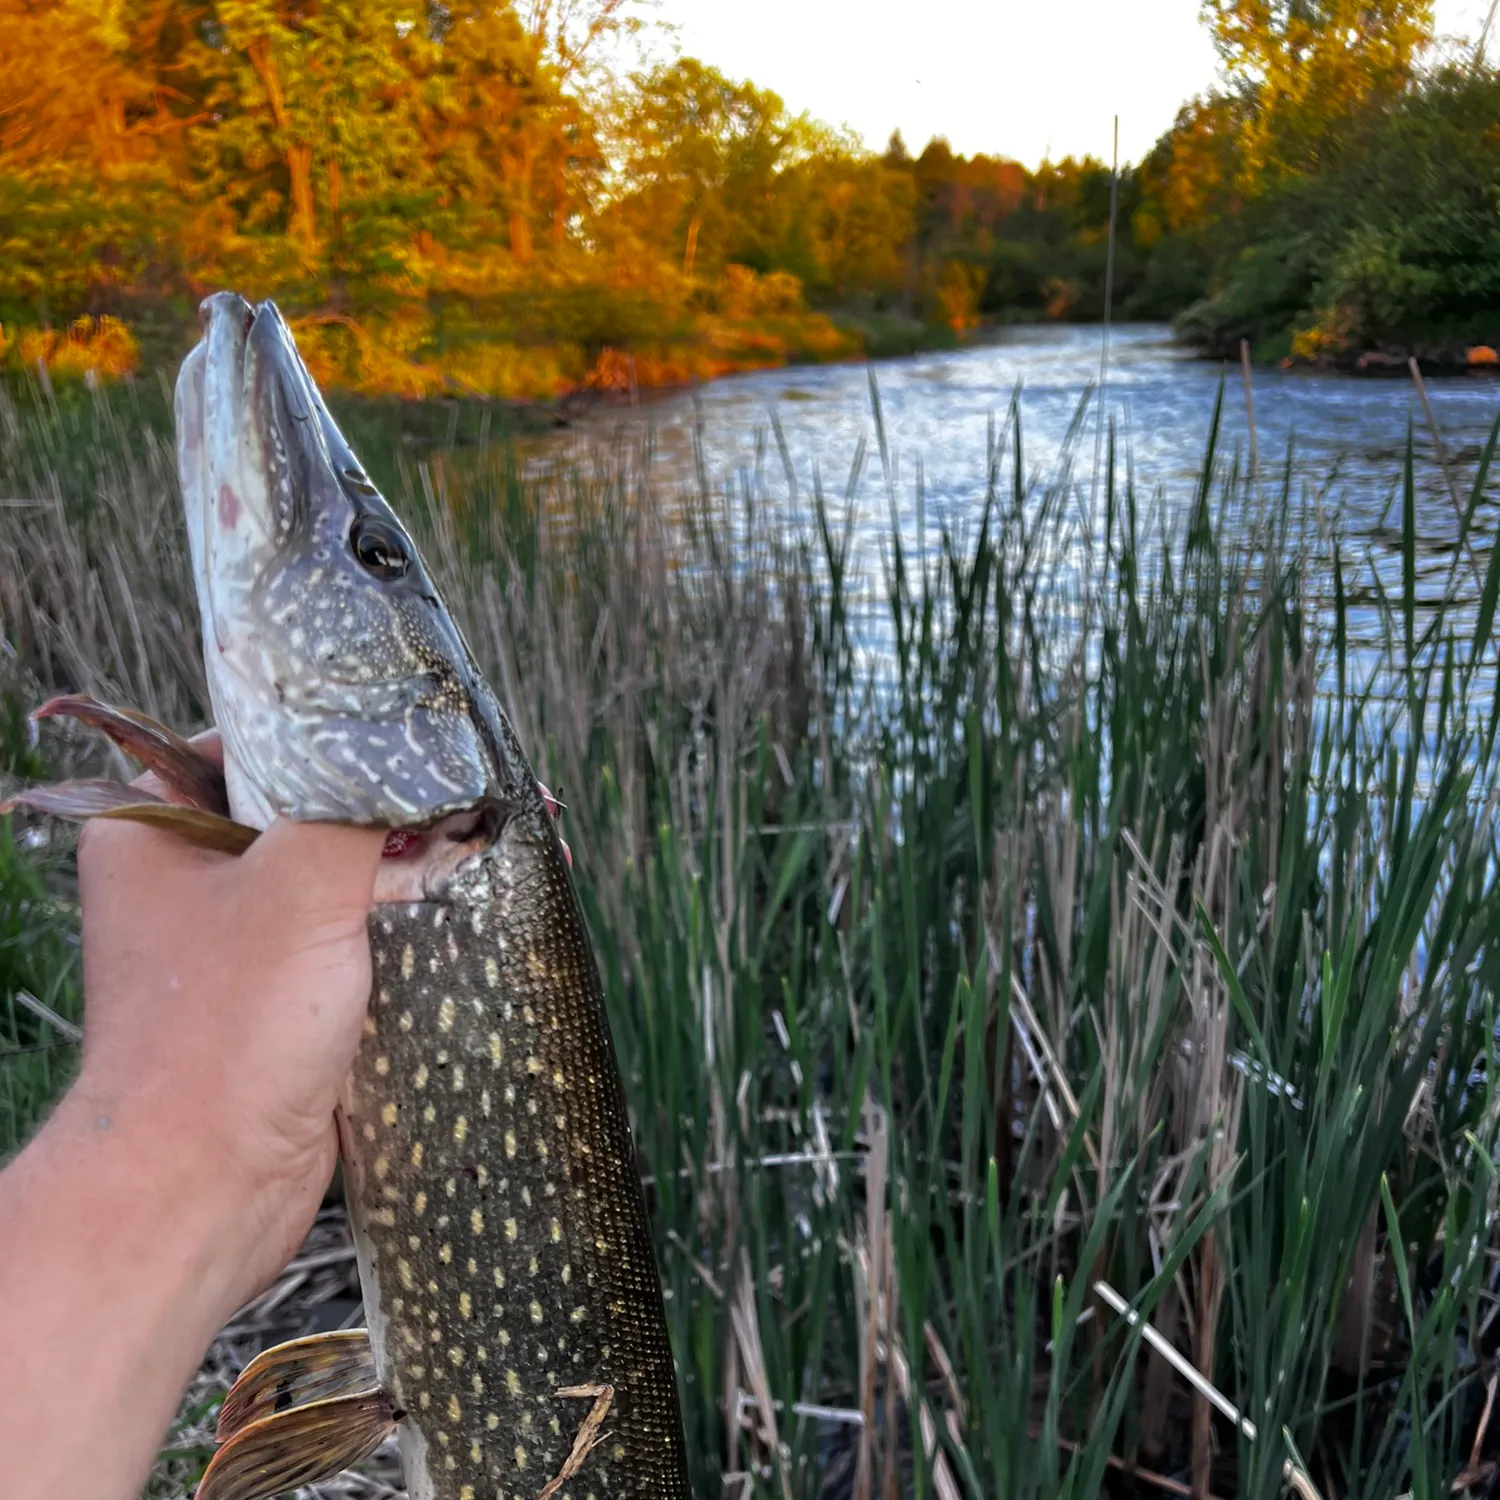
[1201,0,1434,176]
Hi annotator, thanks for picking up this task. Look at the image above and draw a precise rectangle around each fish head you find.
[175,292,528,831]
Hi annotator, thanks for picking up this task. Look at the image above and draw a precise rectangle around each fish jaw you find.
[174,294,502,831]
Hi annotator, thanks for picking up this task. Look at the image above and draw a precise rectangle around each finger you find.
[243,819,387,924]
[188,727,226,767]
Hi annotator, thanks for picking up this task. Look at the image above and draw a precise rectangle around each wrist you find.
[50,1075,258,1329]
[0,1086,256,1500]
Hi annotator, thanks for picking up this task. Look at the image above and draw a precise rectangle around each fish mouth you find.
[177,293,352,619]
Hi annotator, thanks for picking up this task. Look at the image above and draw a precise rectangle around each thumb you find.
[241,818,387,928]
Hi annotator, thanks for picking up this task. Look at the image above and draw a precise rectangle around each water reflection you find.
[520,322,1500,713]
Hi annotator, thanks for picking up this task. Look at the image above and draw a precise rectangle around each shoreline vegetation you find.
[6,374,1500,1497]
[7,3,1500,404]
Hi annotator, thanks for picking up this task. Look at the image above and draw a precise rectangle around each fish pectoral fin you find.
[0,779,258,854]
[217,1329,379,1441]
[196,1389,396,1500]
[32,695,231,814]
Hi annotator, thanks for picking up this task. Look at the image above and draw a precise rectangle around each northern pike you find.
[6,293,694,1500]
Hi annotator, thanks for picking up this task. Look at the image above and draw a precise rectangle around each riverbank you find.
[5,372,1500,1497]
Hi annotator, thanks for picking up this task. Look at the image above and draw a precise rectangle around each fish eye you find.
[350,515,410,580]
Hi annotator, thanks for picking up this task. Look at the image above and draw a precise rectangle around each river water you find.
[526,322,1500,696]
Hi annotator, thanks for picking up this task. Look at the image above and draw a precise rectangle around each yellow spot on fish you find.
[439,1243,452,1265]
[504,1129,517,1159]
[476,1164,489,1187]
[470,1440,481,1463]
[498,1328,511,1347]
[530,1300,543,1324]
[481,1088,492,1116]
[488,1032,502,1065]
[400,945,415,979]
[414,1192,428,1215]
[399,1010,414,1031]
[449,1346,465,1366]
[471,1208,484,1234]
[363,1016,377,1037]
[459,1291,472,1319]
[454,1115,468,1144]
[551,1219,562,1243]
[485,957,500,988]
[419,1392,431,1410]
[374,1155,390,1179]
[452,1064,465,1092]
[362,1122,376,1142]
[471,1371,483,1393]
[423,1104,436,1124]
[448,1394,462,1422]
[528,1256,538,1276]
[571,1306,586,1323]
[370,1206,396,1226]
[374,1055,390,1077]
[398,1259,415,1291]
[438,997,455,1032]
[521,1187,532,1207]
[445,1177,457,1197]
[561,1263,572,1284]
[411,1142,424,1167]
[505,1218,518,1241]
[461,1488,475,1500]
[381,1102,398,1126]
[552,1067,565,1089]
[506,1368,522,1396]
[526,951,546,978]
[493,1266,506,1288]
[467,1256,478,1274]
[515,1444,529,1471]
[526,1056,544,1075]
[414,1063,429,1090]
[486,1412,500,1430]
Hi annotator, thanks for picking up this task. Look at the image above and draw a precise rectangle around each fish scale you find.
[340,810,688,1498]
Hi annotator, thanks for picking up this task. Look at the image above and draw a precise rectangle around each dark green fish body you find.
[341,808,691,1497]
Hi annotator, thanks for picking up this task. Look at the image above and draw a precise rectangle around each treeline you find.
[4,1,1490,395]
[0,0,1147,397]
[1141,0,1500,364]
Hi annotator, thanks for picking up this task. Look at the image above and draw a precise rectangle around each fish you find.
[6,293,694,1500]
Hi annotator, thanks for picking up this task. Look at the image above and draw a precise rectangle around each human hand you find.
[70,734,387,1311]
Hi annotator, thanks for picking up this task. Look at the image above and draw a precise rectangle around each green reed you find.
[3,370,1500,1499]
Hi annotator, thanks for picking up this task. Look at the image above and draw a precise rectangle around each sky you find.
[636,0,1496,170]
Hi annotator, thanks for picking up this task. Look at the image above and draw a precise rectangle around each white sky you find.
[635,0,1495,169]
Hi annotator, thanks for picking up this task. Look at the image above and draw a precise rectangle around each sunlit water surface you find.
[521,323,1500,717]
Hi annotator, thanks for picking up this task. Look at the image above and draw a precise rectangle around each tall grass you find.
[3,370,1500,1500]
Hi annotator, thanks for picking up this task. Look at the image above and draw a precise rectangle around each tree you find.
[1201,0,1434,175]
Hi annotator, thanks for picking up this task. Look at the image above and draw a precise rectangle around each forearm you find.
[0,1086,249,1500]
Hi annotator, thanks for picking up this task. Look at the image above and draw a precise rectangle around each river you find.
[522,322,1500,698]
